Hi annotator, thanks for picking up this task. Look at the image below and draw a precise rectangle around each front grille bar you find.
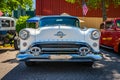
[42,52,80,54]
[29,42,92,54]
[42,48,78,51]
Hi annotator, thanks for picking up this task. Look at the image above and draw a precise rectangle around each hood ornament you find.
[54,31,66,38]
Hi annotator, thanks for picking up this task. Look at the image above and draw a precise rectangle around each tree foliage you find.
[65,0,120,21]
[65,0,120,8]
[0,0,33,15]
[16,16,30,33]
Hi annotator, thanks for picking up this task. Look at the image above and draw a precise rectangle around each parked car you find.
[17,15,102,67]
[0,16,19,50]
[100,18,120,53]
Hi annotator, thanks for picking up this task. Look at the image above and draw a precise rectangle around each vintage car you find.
[100,18,120,53]
[17,15,102,67]
[0,17,19,49]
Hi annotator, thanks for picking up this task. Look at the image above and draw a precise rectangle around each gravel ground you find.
[0,48,120,80]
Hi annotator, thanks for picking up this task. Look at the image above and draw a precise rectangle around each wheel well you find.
[119,43,120,52]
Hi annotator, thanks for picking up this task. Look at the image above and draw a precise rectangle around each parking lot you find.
[0,48,120,80]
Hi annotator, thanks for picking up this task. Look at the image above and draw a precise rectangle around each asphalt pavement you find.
[0,48,120,80]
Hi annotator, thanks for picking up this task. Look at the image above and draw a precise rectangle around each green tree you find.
[65,0,120,21]
[16,16,30,33]
[0,0,33,16]
[0,0,6,11]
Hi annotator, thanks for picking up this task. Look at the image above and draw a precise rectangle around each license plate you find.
[50,55,72,60]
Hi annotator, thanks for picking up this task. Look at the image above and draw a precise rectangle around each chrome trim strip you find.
[100,45,113,50]
[42,48,79,51]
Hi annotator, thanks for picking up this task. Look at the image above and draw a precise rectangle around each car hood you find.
[34,26,85,42]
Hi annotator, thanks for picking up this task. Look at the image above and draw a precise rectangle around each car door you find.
[103,21,115,47]
[114,19,120,47]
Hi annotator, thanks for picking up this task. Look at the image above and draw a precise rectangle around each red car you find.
[100,18,120,53]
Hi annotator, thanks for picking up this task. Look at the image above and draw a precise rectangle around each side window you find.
[116,20,120,28]
[105,21,113,29]
[76,20,80,28]
[11,21,14,27]
[0,20,1,27]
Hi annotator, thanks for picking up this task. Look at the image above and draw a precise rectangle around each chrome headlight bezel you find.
[19,30,30,40]
[90,30,100,40]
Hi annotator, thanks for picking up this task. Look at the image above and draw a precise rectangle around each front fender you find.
[113,39,120,53]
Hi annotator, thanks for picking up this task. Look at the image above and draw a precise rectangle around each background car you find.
[0,16,19,50]
[100,18,120,53]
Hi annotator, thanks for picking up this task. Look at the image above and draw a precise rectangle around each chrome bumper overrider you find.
[17,52,102,62]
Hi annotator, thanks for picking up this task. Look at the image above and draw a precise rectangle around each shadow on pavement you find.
[0,49,16,54]
[1,58,19,64]
[1,62,107,80]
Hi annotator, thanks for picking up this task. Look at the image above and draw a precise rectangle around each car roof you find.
[0,16,15,21]
[40,15,79,20]
[104,18,120,22]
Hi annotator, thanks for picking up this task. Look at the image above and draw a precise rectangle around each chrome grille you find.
[29,42,91,54]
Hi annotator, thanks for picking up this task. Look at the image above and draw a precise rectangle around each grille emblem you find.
[54,31,66,38]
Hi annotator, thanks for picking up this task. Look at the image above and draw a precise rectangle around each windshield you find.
[105,21,113,29]
[39,17,80,27]
[0,19,10,27]
[0,19,15,27]
[116,19,120,28]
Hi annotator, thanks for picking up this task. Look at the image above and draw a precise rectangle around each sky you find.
[32,0,36,9]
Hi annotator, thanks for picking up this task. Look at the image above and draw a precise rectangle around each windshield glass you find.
[0,19,10,27]
[116,19,120,28]
[105,21,113,29]
[39,17,80,27]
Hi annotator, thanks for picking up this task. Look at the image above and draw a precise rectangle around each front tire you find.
[14,39,19,50]
[86,62,93,67]
[118,44,120,54]
[25,62,35,67]
[83,62,93,67]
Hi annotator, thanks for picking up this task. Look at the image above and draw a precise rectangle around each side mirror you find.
[100,23,104,29]
[100,26,104,29]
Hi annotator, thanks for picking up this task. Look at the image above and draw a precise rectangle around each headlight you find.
[90,30,100,40]
[19,30,29,40]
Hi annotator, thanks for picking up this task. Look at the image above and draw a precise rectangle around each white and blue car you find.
[17,15,102,66]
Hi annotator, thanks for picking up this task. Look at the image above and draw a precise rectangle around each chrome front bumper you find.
[17,53,102,62]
